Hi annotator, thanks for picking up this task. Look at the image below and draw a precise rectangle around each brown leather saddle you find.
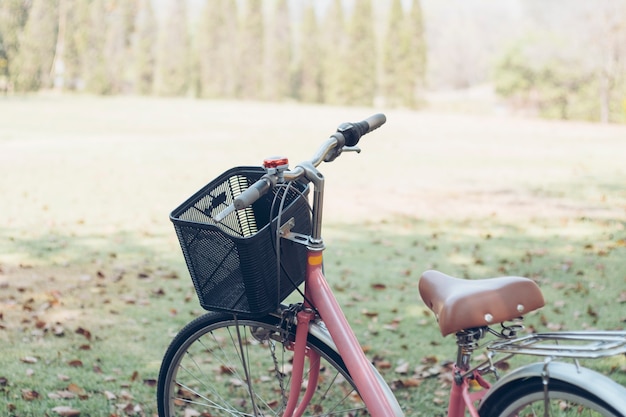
[419,270,545,336]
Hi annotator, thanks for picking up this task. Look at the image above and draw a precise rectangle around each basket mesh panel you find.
[170,167,310,316]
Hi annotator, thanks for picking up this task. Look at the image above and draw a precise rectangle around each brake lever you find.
[323,145,361,163]
[342,146,361,154]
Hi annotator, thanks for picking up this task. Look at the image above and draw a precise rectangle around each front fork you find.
[283,308,320,417]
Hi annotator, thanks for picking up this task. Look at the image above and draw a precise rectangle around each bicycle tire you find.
[157,312,369,416]
[479,377,622,417]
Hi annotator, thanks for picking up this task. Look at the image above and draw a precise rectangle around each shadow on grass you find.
[0,227,180,267]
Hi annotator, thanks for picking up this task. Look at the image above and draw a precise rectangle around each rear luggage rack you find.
[488,331,626,359]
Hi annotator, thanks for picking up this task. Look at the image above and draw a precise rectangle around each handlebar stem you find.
[281,135,343,245]
[297,160,325,245]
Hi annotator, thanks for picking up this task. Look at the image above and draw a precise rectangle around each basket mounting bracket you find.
[279,217,310,246]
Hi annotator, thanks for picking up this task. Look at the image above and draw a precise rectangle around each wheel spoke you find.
[157,314,369,417]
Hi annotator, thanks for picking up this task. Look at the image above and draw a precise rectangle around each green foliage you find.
[295,2,323,103]
[320,0,350,106]
[0,0,431,108]
[132,0,156,95]
[103,0,138,94]
[196,0,239,99]
[383,0,427,108]
[344,0,376,106]
[382,0,407,107]
[0,0,30,89]
[406,0,427,101]
[154,0,190,96]
[494,33,626,123]
[263,0,292,100]
[61,0,90,91]
[12,0,58,91]
[238,0,264,99]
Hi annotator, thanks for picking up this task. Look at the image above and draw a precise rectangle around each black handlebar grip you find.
[233,176,273,210]
[363,113,387,133]
[339,113,386,146]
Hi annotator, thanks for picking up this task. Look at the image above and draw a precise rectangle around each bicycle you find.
[157,114,626,417]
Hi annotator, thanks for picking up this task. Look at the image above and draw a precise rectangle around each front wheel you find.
[157,312,369,416]
[479,377,622,417]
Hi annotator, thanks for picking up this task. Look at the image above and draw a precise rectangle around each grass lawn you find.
[1,95,625,416]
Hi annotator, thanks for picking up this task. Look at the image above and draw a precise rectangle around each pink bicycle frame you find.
[282,248,490,417]
[447,369,491,417]
[280,248,402,417]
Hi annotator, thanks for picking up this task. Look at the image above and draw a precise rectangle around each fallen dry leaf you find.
[67,359,83,367]
[48,390,75,400]
[183,408,201,417]
[104,390,117,400]
[21,388,40,400]
[390,378,421,390]
[373,356,391,370]
[75,327,92,341]
[420,355,438,365]
[51,406,81,416]
[361,310,379,318]
[394,362,410,374]
[219,365,235,375]
[143,378,157,387]
[68,383,88,399]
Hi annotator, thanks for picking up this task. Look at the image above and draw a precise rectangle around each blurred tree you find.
[296,1,323,103]
[197,0,239,98]
[493,34,597,121]
[495,0,626,124]
[344,0,376,106]
[320,0,349,105]
[0,32,5,91]
[50,0,67,90]
[263,0,292,100]
[588,3,626,123]
[0,0,31,92]
[382,0,407,107]
[82,0,110,94]
[406,0,427,105]
[154,0,190,96]
[132,0,157,95]
[104,0,138,94]
[12,0,58,91]
[60,0,90,91]
[238,0,264,99]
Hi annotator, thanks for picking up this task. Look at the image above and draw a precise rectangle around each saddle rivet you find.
[517,304,524,313]
[484,313,493,323]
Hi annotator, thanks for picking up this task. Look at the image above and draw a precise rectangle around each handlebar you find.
[214,114,386,223]
[337,113,387,147]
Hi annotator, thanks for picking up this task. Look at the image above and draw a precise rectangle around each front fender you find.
[479,361,626,415]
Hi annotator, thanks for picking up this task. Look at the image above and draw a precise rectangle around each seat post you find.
[455,328,486,372]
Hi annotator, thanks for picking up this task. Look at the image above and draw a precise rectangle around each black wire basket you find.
[170,166,311,316]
